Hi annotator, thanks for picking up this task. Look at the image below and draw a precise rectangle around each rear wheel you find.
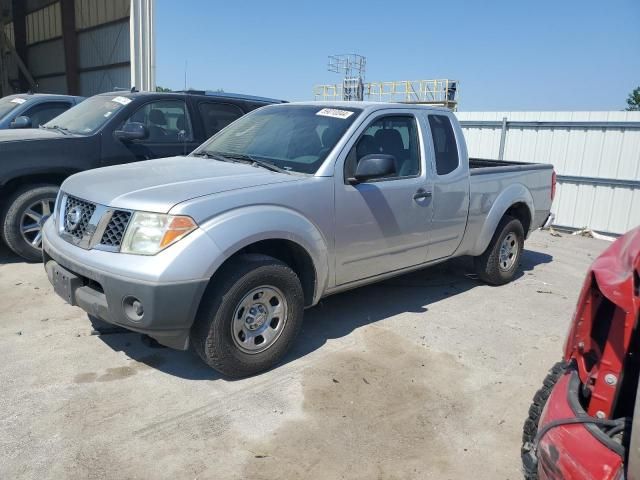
[191,254,304,378]
[2,184,58,262]
[474,214,524,285]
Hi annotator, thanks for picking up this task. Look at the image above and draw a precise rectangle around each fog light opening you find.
[123,296,144,322]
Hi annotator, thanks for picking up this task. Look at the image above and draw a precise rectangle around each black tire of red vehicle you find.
[474,214,525,285]
[521,361,569,480]
[191,254,304,378]
[2,184,58,262]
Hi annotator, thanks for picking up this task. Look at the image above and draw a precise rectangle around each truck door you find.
[423,113,470,261]
[334,112,434,285]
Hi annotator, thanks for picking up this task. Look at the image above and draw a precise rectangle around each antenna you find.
[184,60,187,90]
[327,54,366,101]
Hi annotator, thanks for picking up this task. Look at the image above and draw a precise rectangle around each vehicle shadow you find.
[0,243,24,265]
[93,248,553,380]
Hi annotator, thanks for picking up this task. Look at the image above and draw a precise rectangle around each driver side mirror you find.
[114,122,148,141]
[348,154,397,184]
[10,115,31,129]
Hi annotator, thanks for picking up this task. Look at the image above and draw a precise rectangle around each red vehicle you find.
[522,226,640,480]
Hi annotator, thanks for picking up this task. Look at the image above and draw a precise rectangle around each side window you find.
[25,102,71,127]
[198,102,244,138]
[345,115,420,180]
[428,115,459,175]
[124,99,193,142]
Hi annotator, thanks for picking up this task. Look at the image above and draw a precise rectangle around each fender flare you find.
[199,205,330,304]
[472,183,534,255]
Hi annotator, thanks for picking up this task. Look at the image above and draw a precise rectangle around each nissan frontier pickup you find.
[42,102,555,377]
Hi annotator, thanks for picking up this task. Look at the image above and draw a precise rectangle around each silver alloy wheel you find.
[231,285,288,354]
[20,198,55,249]
[498,232,519,271]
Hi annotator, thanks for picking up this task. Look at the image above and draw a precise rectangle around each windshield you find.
[196,105,362,174]
[0,96,26,120]
[43,95,131,135]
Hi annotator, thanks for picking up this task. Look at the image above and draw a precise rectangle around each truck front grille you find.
[100,210,132,248]
[62,196,96,240]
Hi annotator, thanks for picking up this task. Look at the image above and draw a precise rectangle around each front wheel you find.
[191,254,304,378]
[2,184,58,262]
[474,214,525,285]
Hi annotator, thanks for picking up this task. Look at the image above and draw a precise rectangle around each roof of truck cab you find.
[276,101,452,113]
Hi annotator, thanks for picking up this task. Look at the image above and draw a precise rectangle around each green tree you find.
[626,86,640,111]
[156,86,172,92]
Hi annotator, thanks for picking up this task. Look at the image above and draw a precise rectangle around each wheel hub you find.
[232,286,288,354]
[20,198,56,249]
[499,232,519,271]
[245,304,268,330]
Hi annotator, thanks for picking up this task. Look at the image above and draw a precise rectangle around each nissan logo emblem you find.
[65,206,83,231]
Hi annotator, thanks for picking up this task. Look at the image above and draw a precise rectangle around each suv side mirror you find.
[349,154,397,184]
[114,122,148,141]
[10,116,31,129]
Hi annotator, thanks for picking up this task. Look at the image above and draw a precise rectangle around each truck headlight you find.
[120,212,197,255]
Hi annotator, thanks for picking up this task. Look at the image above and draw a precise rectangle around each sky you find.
[156,0,640,111]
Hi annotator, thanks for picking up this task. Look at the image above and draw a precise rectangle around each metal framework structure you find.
[314,78,459,109]
[326,53,366,101]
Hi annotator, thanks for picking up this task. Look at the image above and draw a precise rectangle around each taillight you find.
[551,170,557,202]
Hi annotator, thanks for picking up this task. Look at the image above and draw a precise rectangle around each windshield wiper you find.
[41,124,69,135]
[191,151,240,163]
[208,151,290,175]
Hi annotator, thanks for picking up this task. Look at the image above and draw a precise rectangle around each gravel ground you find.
[0,230,610,479]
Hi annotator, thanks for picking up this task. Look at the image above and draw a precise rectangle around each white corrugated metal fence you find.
[456,111,640,235]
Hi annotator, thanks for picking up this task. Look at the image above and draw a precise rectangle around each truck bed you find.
[469,157,553,175]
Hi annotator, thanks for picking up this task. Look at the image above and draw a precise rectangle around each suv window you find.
[25,102,71,127]
[198,102,244,138]
[428,115,459,175]
[124,99,193,142]
[345,115,420,180]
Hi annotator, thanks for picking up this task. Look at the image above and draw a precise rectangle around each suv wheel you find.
[191,254,304,378]
[2,185,58,262]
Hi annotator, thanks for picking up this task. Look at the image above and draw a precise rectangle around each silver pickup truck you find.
[42,102,555,377]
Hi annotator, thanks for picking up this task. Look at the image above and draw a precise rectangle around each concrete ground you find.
[0,231,610,480]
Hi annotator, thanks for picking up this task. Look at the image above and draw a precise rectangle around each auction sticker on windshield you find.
[111,96,132,106]
[11,98,26,104]
[316,108,354,119]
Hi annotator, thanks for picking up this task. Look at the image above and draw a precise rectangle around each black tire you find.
[191,254,304,378]
[521,361,569,480]
[474,214,525,285]
[2,184,58,262]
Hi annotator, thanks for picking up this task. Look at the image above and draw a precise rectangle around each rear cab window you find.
[427,114,459,175]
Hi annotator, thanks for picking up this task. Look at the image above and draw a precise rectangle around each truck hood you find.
[61,156,302,213]
[0,127,66,142]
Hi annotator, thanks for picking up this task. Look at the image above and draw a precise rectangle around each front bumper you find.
[42,219,210,350]
[534,371,624,480]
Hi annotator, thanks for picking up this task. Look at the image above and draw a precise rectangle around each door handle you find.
[413,189,432,200]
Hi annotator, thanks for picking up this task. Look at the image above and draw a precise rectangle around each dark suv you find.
[0,90,284,260]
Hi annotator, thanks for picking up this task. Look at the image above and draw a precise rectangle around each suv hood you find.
[61,156,301,213]
[0,127,66,142]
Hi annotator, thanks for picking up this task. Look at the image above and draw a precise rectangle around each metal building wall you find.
[1,0,135,97]
[75,0,130,96]
[456,111,640,235]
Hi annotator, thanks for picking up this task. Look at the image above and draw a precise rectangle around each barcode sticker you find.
[316,108,354,119]
[111,96,132,106]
